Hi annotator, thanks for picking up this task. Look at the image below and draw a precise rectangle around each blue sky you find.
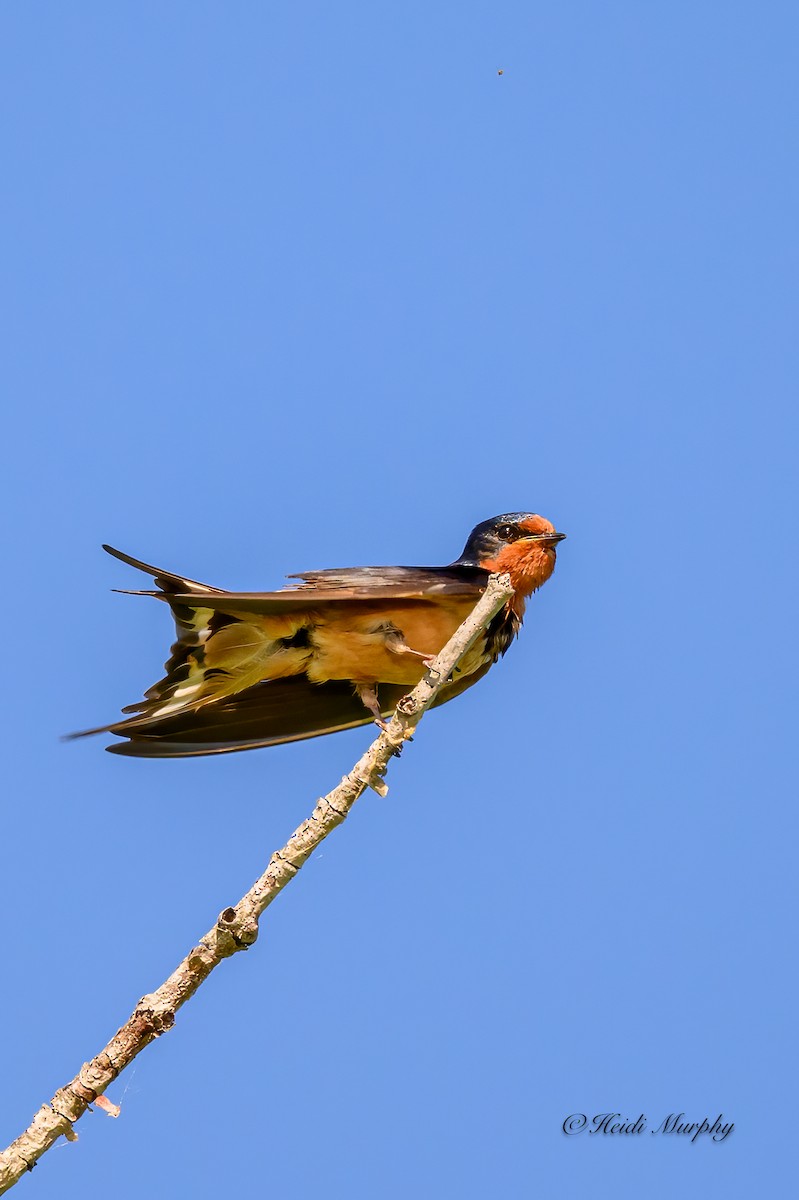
[1,3,795,1196]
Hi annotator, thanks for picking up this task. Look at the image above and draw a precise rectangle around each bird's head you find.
[456,512,566,599]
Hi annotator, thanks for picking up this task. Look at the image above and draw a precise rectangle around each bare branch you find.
[0,573,514,1194]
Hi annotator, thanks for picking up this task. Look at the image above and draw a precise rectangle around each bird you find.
[69,513,565,758]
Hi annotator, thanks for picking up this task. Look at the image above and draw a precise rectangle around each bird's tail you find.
[68,546,279,740]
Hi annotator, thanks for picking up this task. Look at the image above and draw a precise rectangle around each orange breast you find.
[303,599,485,685]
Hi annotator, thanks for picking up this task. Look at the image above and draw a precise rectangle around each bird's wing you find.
[103,546,489,611]
[101,663,493,758]
[168,570,486,613]
[286,563,485,591]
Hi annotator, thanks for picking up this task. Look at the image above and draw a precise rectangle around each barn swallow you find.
[70,513,565,758]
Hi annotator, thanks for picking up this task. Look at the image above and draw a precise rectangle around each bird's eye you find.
[498,524,517,541]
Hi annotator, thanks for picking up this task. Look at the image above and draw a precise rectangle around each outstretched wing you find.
[102,663,492,758]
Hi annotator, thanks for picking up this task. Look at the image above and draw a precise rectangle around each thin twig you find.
[0,573,513,1194]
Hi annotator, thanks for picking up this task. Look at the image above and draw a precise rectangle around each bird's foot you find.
[357,682,385,724]
[384,629,431,662]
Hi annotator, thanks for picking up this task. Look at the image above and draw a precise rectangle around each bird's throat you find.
[482,542,557,603]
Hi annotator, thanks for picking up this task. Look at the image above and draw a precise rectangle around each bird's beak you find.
[527,531,566,545]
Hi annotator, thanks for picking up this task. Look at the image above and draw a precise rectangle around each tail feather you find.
[102,546,240,720]
[102,544,224,595]
[80,546,313,731]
